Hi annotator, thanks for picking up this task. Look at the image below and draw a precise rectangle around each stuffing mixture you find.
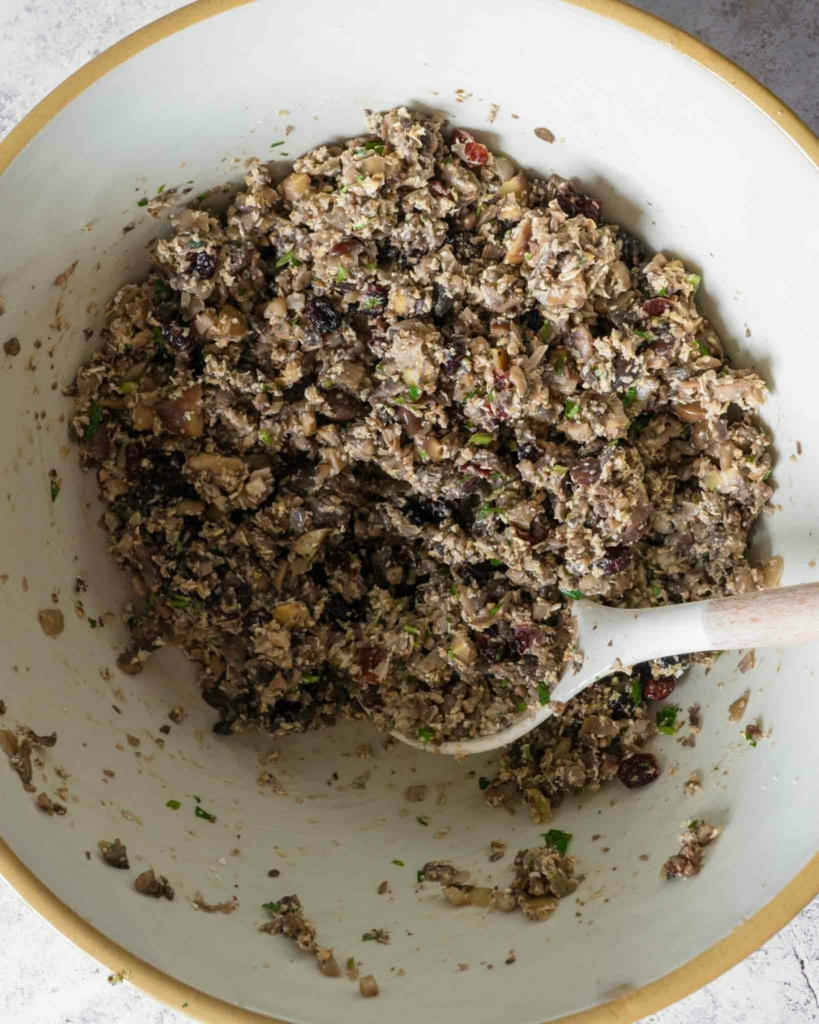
[661,819,721,879]
[423,844,578,921]
[71,107,772,749]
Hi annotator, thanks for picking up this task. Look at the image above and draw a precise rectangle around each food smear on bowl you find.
[70,108,773,758]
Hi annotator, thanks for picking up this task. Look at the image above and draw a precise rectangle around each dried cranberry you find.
[442,342,465,376]
[324,595,361,625]
[160,320,196,357]
[599,546,632,575]
[404,497,451,526]
[643,297,673,317]
[617,752,661,788]
[190,252,218,279]
[516,441,541,464]
[512,625,540,657]
[459,562,490,586]
[464,142,488,167]
[451,234,483,264]
[306,296,342,333]
[643,677,676,701]
[492,371,509,392]
[609,694,635,720]
[520,307,544,333]
[359,285,387,317]
[428,179,448,198]
[432,285,454,322]
[619,231,645,269]
[570,458,601,486]
[202,687,231,710]
[359,645,386,674]
[590,316,615,339]
[452,129,488,167]
[556,189,602,224]
[477,628,513,664]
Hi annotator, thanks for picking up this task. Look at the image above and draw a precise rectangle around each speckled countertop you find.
[1,1,818,1021]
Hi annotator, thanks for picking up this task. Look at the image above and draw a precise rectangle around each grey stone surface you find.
[1,1,817,1021]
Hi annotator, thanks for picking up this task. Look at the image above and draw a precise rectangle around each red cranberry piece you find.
[452,129,488,168]
[511,625,540,657]
[599,546,631,575]
[643,677,676,701]
[463,142,488,167]
[643,297,673,317]
[307,296,341,333]
[492,371,509,392]
[619,231,645,268]
[556,189,602,224]
[359,645,386,674]
[617,752,661,788]
[190,252,217,279]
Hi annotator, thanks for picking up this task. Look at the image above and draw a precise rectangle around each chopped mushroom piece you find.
[37,609,65,636]
[36,792,67,815]
[192,892,238,913]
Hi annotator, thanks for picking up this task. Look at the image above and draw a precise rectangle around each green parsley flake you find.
[418,726,434,743]
[275,251,301,269]
[476,505,502,521]
[119,381,138,395]
[687,273,702,292]
[416,816,429,827]
[656,706,680,734]
[363,140,385,154]
[335,265,349,283]
[417,870,425,882]
[83,402,103,440]
[166,799,181,810]
[392,859,405,866]
[487,604,501,617]
[169,595,191,609]
[650,583,662,598]
[630,679,643,706]
[478,776,491,790]
[553,353,566,375]
[688,819,700,829]
[194,805,217,823]
[515,701,527,713]
[695,339,710,356]
[262,901,282,913]
[561,588,583,600]
[302,672,321,684]
[564,399,580,420]
[403,625,419,636]
[137,197,148,207]
[468,431,495,446]
[259,429,274,446]
[552,464,568,477]
[537,682,551,705]
[622,386,638,408]
[87,618,97,628]
[270,141,285,148]
[50,480,60,502]
[407,384,422,402]
[658,287,668,296]
[542,829,572,856]
[539,324,552,343]
[362,296,382,310]
[633,329,650,341]
[744,727,758,747]
[489,558,504,568]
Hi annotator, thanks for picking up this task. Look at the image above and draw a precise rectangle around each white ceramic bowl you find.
[1,1,818,1021]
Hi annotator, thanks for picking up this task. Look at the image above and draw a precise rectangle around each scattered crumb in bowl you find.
[260,895,341,977]
[661,820,720,879]
[1,724,57,793]
[98,838,130,869]
[37,608,64,636]
[728,688,751,722]
[359,974,379,997]
[36,792,67,815]
[135,869,175,900]
[192,892,238,914]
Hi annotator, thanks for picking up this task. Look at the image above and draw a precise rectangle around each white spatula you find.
[395,582,819,756]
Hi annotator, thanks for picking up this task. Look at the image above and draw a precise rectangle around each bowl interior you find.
[0,1,818,1021]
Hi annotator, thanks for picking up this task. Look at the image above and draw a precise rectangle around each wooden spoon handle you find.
[704,582,819,650]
